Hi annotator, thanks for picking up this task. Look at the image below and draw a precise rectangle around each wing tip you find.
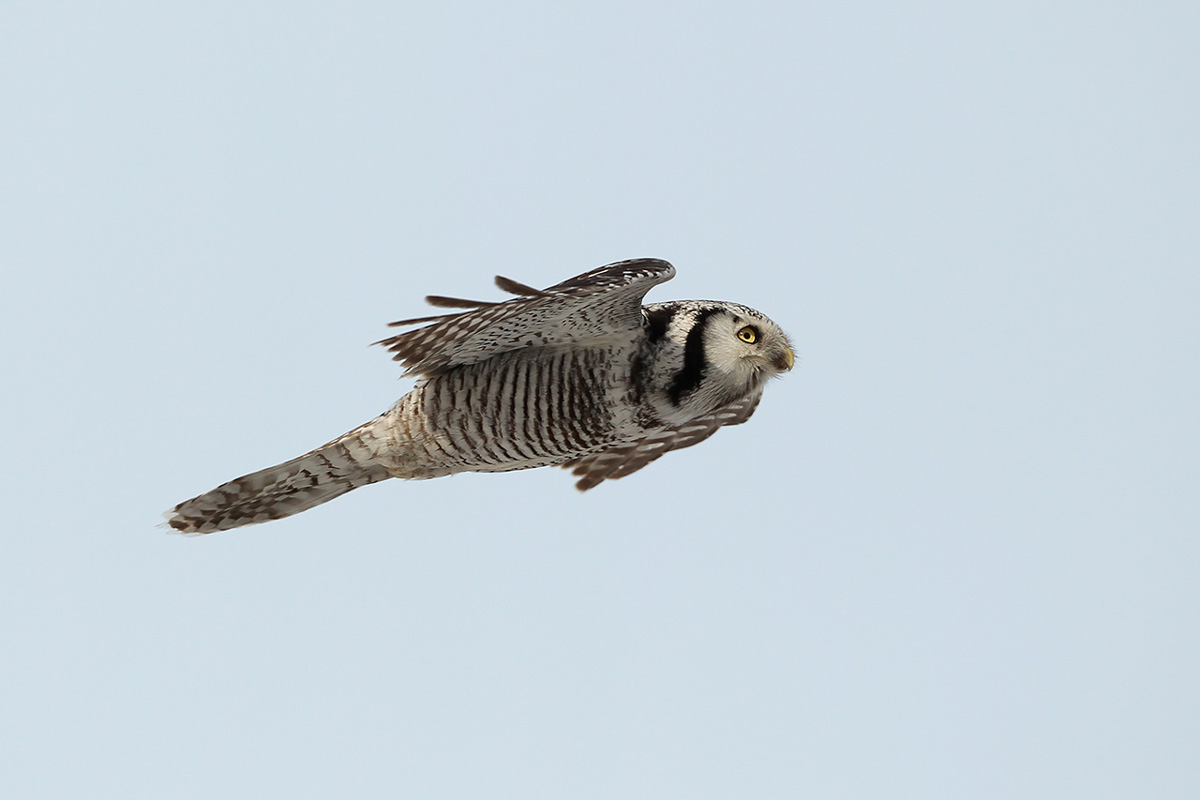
[494,275,547,296]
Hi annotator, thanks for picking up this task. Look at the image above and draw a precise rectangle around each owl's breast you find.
[399,343,641,471]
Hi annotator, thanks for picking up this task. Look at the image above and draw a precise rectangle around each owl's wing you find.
[562,389,765,491]
[376,258,675,376]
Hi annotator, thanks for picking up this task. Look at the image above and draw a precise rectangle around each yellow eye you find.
[736,326,759,344]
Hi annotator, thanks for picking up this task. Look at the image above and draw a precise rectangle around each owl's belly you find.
[380,346,638,477]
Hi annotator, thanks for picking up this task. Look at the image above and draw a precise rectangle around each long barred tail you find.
[164,420,393,534]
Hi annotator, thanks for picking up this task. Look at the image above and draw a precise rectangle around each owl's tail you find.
[163,419,393,534]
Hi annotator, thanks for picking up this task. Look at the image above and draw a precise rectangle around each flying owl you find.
[165,259,794,533]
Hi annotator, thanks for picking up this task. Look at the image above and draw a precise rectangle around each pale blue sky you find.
[2,2,1198,798]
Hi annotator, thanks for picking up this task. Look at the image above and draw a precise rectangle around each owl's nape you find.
[165,259,793,533]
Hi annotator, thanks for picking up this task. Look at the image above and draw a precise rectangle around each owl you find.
[165,259,794,533]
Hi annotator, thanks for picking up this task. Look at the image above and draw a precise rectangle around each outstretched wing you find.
[562,389,764,490]
[376,258,675,376]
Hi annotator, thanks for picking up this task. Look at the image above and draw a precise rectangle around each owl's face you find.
[702,306,795,382]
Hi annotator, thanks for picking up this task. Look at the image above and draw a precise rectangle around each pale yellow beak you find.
[774,345,795,372]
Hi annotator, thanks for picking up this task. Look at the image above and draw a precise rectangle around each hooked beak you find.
[772,345,795,372]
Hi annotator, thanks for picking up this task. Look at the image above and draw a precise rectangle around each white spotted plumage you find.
[165,258,794,533]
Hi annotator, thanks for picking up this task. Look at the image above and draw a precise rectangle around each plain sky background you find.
[2,2,1197,798]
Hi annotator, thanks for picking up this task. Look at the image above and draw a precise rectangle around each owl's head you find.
[701,304,795,382]
[644,300,793,422]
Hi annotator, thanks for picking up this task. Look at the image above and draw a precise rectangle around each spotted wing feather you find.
[564,389,764,490]
[376,258,675,376]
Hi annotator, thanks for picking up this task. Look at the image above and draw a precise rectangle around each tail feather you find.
[164,422,392,534]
